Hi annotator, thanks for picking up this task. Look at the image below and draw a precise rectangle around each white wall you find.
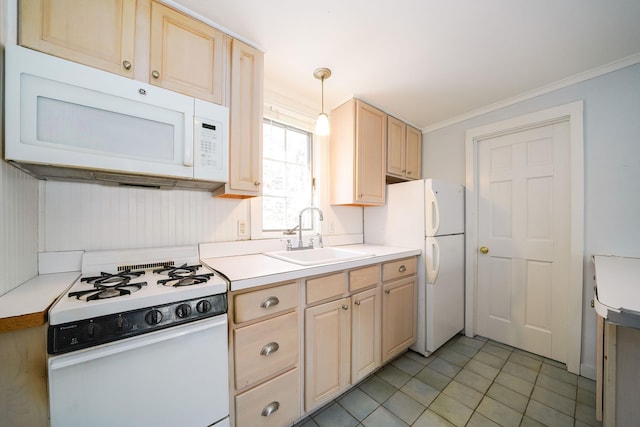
[422,63,640,375]
[0,0,40,296]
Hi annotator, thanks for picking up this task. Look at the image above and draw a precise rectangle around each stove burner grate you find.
[72,269,148,301]
[69,282,147,301]
[154,263,214,287]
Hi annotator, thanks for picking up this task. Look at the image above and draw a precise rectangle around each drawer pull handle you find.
[260,296,280,308]
[385,289,391,294]
[261,401,280,417]
[398,265,407,273]
[260,342,280,356]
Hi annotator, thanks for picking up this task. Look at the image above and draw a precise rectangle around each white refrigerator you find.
[364,178,464,356]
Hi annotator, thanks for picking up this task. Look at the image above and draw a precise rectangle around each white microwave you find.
[4,45,229,191]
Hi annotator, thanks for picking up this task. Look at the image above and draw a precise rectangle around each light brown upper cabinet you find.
[20,0,228,105]
[213,39,264,198]
[19,0,137,78]
[149,1,225,104]
[387,116,422,181]
[330,99,386,206]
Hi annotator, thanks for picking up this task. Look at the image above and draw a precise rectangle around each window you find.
[262,119,315,232]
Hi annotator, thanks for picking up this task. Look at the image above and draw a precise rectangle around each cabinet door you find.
[405,125,422,179]
[19,0,136,77]
[355,101,386,204]
[386,116,406,178]
[351,287,381,382]
[214,38,264,197]
[382,277,417,363]
[304,298,350,411]
[149,1,225,104]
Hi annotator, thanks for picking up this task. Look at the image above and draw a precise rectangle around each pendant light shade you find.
[313,67,331,136]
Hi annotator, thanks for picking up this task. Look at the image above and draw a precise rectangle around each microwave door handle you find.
[184,119,194,166]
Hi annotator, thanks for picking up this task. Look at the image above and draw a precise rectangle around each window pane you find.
[262,120,313,232]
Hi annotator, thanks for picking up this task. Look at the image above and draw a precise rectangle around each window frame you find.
[250,117,320,240]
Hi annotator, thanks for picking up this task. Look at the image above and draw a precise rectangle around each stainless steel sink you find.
[263,247,374,266]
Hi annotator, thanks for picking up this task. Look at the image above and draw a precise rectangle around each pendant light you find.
[313,67,331,136]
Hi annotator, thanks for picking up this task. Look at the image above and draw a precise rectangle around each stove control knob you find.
[176,304,192,318]
[196,300,212,314]
[145,309,163,325]
[86,322,98,339]
[115,316,130,331]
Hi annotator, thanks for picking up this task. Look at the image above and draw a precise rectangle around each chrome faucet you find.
[290,207,324,250]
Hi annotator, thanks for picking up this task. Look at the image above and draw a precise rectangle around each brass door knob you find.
[480,246,489,254]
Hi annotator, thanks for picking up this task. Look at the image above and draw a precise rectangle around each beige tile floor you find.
[295,334,601,427]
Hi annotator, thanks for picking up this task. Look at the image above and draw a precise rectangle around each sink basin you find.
[264,247,374,266]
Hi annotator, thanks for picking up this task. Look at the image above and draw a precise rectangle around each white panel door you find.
[476,121,570,361]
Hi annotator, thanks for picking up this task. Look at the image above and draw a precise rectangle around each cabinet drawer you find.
[234,282,298,324]
[234,311,298,390]
[349,265,379,293]
[235,368,299,427]
[306,272,346,305]
[382,257,417,282]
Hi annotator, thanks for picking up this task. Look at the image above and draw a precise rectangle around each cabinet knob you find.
[480,246,489,254]
[260,342,280,356]
[385,289,391,294]
[354,300,361,306]
[398,265,407,273]
[260,296,280,308]
[122,60,132,70]
[151,70,160,79]
[342,304,349,310]
[407,171,412,175]
[254,180,261,187]
[261,401,280,417]
[401,169,406,173]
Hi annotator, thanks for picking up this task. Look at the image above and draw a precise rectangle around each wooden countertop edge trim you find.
[0,310,47,333]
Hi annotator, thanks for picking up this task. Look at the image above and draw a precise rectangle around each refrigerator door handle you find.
[427,237,441,284]
[430,194,440,236]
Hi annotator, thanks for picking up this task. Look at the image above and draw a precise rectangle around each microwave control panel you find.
[197,120,222,169]
[194,113,228,182]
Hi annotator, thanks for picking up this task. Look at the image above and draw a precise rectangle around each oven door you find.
[48,315,229,427]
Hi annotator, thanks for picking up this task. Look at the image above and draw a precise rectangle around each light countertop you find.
[593,255,640,328]
[201,244,421,291]
[0,272,79,333]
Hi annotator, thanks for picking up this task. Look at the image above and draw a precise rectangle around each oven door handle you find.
[49,315,227,371]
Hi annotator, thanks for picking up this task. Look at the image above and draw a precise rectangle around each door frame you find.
[464,101,584,374]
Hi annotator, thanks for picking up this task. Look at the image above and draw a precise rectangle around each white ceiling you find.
[174,0,640,130]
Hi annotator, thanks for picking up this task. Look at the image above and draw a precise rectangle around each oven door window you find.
[48,316,228,427]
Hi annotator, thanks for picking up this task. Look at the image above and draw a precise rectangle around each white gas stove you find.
[49,245,227,326]
[47,246,230,427]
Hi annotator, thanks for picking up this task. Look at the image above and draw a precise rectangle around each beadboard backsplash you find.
[0,161,39,296]
[42,181,250,252]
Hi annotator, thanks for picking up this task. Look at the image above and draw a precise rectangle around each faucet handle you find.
[316,232,324,248]
[308,237,315,248]
[286,239,292,251]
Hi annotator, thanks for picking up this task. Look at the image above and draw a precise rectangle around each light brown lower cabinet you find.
[0,326,48,427]
[229,256,418,426]
[351,286,382,383]
[304,297,351,411]
[230,282,301,427]
[381,259,418,363]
